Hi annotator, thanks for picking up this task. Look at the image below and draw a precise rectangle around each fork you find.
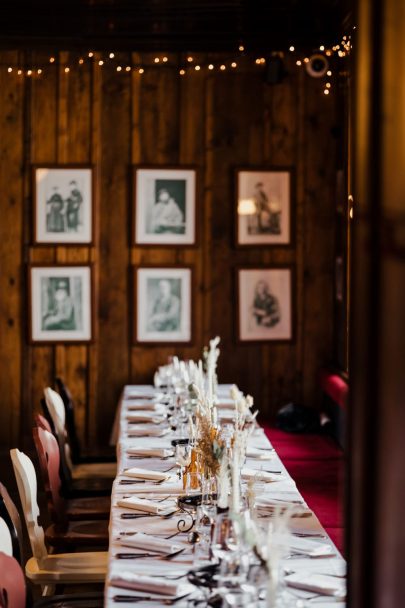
[113,593,189,604]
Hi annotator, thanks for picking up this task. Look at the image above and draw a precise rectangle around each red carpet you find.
[263,426,345,554]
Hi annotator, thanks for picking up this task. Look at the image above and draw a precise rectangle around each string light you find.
[125,66,131,71]
[179,69,185,75]
[195,65,201,71]
[208,64,214,70]
[88,52,94,58]
[17,69,22,75]
[37,69,42,75]
[109,52,115,59]
[154,57,160,63]
[326,50,332,56]
[319,45,325,51]
[296,60,302,66]
[79,58,84,64]
[138,68,144,74]
[327,70,332,76]
[220,64,226,70]
[162,56,168,62]
[231,62,237,68]
[7,67,12,73]
[116,66,122,71]
[187,56,193,62]
[289,46,295,52]
[304,57,310,63]
[49,57,55,63]
[98,60,104,66]
[238,45,244,52]
[326,82,331,88]
[323,89,330,95]
[65,67,70,73]
[27,69,32,76]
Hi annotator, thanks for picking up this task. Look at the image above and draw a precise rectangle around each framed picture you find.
[133,266,193,344]
[133,166,197,246]
[33,165,94,244]
[237,267,294,342]
[29,265,93,343]
[236,168,293,246]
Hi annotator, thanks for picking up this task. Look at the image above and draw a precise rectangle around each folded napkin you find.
[119,480,184,495]
[288,537,336,557]
[126,412,165,423]
[127,426,170,438]
[126,447,174,458]
[116,496,176,514]
[120,532,183,555]
[123,467,170,481]
[255,499,312,518]
[285,572,346,598]
[110,572,180,596]
[127,403,166,413]
[215,397,235,410]
[246,447,274,460]
[242,467,282,482]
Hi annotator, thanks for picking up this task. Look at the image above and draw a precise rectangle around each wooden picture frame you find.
[33,164,95,245]
[236,266,295,343]
[133,166,198,247]
[235,167,294,247]
[28,264,94,344]
[132,265,194,345]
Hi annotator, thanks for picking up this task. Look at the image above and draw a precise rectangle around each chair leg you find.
[41,584,55,596]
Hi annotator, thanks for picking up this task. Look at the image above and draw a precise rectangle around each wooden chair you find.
[55,378,116,465]
[33,424,110,524]
[0,542,104,606]
[44,387,116,481]
[9,448,108,591]
[41,394,112,499]
[0,482,23,563]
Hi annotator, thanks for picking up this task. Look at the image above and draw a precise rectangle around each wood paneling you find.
[0,52,338,450]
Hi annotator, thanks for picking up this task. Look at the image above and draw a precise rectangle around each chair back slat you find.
[42,390,73,487]
[0,520,12,557]
[35,413,52,434]
[32,426,66,524]
[56,377,81,463]
[0,550,26,608]
[10,449,48,566]
[0,484,23,564]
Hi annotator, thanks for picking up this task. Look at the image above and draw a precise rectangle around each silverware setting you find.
[115,547,186,560]
[113,592,190,604]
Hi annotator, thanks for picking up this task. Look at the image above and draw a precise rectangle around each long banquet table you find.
[105,384,346,607]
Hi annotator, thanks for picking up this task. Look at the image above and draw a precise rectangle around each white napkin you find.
[126,447,174,458]
[285,572,346,598]
[246,447,274,460]
[117,497,176,513]
[110,572,180,595]
[126,413,165,423]
[123,467,170,481]
[288,537,336,557]
[127,426,170,437]
[255,498,312,518]
[215,397,235,410]
[120,532,183,555]
[242,467,282,482]
[119,480,184,495]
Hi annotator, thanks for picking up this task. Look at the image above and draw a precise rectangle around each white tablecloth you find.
[105,385,346,607]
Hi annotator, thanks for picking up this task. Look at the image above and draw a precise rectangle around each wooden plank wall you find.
[0,51,338,450]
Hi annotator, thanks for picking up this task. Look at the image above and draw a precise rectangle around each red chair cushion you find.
[319,370,348,410]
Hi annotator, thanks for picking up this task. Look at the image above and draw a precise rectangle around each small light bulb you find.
[296,60,302,66]
[27,69,32,76]
[327,70,332,76]
[88,52,94,58]
[349,207,354,219]
[239,45,244,52]
[154,57,160,63]
[179,69,185,75]
[326,82,331,88]
[162,56,168,62]
[320,45,325,51]
[79,58,84,64]
[116,66,122,71]
[195,65,201,71]
[7,67,12,73]
[208,64,214,70]
[17,69,22,75]
[187,56,193,62]
[37,69,42,75]
[324,89,330,95]
[231,62,237,68]
[49,57,55,63]
[260,57,266,64]
[326,50,332,56]
[109,52,115,58]
[125,66,131,71]
[98,60,104,66]
[65,67,70,73]
[139,68,144,74]
[255,58,261,64]
[289,45,295,52]
[304,57,310,63]
[220,64,226,71]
